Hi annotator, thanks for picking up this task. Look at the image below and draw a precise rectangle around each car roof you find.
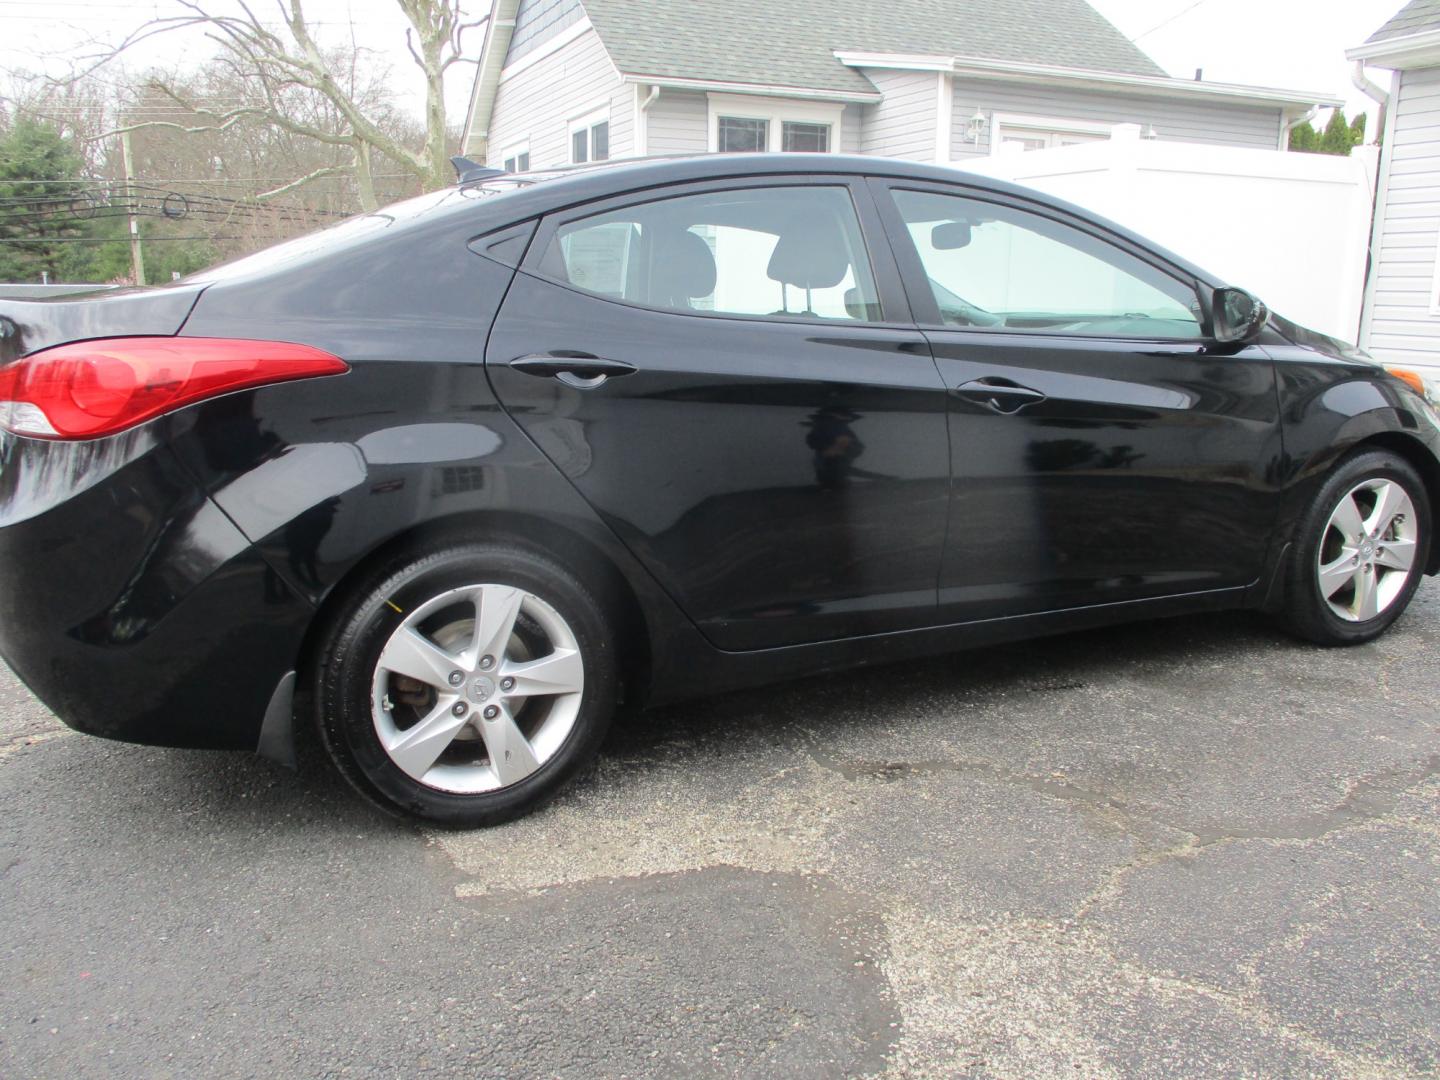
[454,154,1220,289]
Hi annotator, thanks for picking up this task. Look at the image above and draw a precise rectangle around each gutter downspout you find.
[1353,62,1396,351]
[1282,106,1319,150]
[1352,60,1389,134]
[634,85,660,156]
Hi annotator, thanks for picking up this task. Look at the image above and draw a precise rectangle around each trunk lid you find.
[0,284,206,364]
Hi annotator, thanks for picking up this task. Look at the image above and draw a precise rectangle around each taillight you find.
[0,337,348,440]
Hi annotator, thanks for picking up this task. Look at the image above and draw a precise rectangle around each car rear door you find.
[870,179,1282,624]
[485,176,950,650]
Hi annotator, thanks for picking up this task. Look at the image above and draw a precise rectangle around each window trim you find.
[989,113,1113,156]
[706,93,844,154]
[521,176,912,329]
[569,103,611,164]
[869,178,1212,343]
[1428,220,1440,317]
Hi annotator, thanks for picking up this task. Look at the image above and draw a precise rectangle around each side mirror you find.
[932,221,972,250]
[1212,287,1267,346]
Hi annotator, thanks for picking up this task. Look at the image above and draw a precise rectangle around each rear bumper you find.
[0,429,314,751]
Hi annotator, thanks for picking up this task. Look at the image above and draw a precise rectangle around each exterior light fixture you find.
[967,109,987,144]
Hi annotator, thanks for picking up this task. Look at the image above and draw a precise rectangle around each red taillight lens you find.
[0,337,348,440]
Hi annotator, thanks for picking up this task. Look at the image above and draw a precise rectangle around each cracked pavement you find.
[1,583,1437,1077]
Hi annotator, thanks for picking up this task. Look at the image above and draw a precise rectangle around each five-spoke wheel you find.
[373,584,585,793]
[316,541,617,828]
[1281,449,1431,645]
[1315,478,1419,623]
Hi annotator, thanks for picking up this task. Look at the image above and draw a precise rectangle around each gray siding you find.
[486,27,632,169]
[645,89,709,155]
[860,70,939,159]
[507,0,585,63]
[949,78,1283,159]
[1367,66,1440,367]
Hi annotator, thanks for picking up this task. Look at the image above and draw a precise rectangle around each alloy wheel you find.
[370,584,585,793]
[1315,477,1420,623]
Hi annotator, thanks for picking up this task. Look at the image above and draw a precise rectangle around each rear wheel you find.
[1279,450,1431,645]
[315,541,618,827]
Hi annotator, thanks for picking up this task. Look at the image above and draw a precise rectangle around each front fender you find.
[1270,346,1440,561]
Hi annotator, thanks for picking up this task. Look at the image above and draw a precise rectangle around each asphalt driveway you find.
[1,583,1437,1078]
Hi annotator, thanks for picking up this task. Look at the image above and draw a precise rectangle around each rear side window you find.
[892,189,1201,339]
[540,186,882,321]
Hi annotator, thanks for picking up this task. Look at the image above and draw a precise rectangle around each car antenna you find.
[450,155,507,185]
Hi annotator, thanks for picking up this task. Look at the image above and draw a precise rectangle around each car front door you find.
[485,178,950,650]
[871,180,1282,624]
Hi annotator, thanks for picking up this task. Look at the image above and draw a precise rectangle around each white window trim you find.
[988,113,1114,156]
[1428,220,1440,317]
[706,93,844,153]
[499,140,530,172]
[569,103,612,164]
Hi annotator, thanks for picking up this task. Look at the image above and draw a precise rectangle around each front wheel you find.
[1279,449,1431,645]
[314,541,618,827]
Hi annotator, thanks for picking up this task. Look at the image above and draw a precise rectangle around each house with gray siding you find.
[1351,1,1440,376]
[463,0,1336,175]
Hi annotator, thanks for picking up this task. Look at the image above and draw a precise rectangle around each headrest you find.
[652,229,717,303]
[766,215,852,290]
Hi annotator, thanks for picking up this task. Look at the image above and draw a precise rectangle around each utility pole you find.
[120,129,145,286]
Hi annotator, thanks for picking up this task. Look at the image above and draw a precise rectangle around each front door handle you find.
[510,353,636,389]
[955,377,1047,414]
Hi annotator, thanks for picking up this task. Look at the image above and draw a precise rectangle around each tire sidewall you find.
[317,542,618,827]
[1287,450,1432,644]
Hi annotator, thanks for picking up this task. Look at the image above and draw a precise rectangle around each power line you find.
[1130,0,1213,43]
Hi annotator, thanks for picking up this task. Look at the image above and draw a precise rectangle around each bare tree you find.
[78,1,483,210]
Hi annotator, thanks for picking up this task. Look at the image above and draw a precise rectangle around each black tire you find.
[1278,449,1431,646]
[312,539,619,828]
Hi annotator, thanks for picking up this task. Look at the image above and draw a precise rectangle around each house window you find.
[781,121,830,153]
[707,93,843,154]
[717,117,768,153]
[1000,127,1106,152]
[501,146,530,173]
[570,108,610,164]
[989,113,1112,155]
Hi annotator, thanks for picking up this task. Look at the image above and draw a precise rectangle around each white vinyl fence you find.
[957,126,1377,345]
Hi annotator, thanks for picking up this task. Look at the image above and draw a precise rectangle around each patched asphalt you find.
[1,583,1437,1077]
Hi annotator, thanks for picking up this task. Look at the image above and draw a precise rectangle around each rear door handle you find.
[955,377,1047,414]
[510,353,636,389]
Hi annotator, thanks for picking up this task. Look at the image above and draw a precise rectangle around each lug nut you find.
[451,702,468,717]
[483,705,500,720]
[500,677,515,692]
[479,656,495,671]
[448,670,464,686]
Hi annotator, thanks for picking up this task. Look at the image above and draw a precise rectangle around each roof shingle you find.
[580,0,1166,95]
[1367,0,1440,44]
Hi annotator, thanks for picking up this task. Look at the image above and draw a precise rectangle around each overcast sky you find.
[0,0,1406,127]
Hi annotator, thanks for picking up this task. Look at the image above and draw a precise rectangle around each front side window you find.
[543,185,882,322]
[717,116,768,153]
[892,189,1201,339]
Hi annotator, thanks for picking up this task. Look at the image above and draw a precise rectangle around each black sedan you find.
[0,154,1434,826]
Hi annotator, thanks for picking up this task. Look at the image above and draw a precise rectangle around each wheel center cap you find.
[467,675,497,703]
[1361,540,1376,559]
